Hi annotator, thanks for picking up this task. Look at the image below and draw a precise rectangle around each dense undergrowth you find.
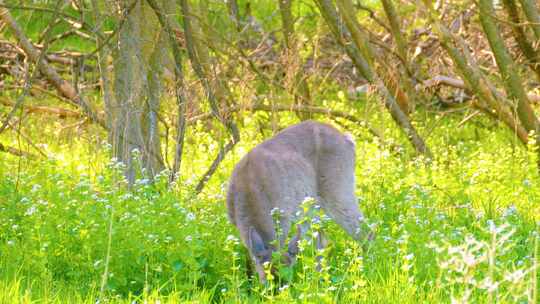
[0,106,539,303]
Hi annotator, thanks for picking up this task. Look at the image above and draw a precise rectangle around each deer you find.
[226,120,373,282]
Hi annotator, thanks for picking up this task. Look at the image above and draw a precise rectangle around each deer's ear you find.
[248,227,267,258]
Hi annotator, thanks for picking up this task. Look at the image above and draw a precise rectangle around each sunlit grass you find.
[0,110,539,303]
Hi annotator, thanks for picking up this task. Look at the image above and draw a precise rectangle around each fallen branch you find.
[1,84,76,105]
[0,3,105,128]
[422,75,467,90]
[1,118,48,158]
[0,142,36,158]
[0,98,82,118]
[422,75,540,103]
[0,0,63,134]
[58,118,88,131]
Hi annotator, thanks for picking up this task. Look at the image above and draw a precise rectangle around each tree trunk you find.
[226,0,242,32]
[380,0,417,113]
[110,0,165,184]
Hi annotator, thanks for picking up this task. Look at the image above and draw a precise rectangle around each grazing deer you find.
[226,120,373,282]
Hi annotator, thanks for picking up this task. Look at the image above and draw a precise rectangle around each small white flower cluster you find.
[429,221,535,302]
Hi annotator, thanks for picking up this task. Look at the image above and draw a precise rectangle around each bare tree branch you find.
[0,1,105,128]
[145,0,189,183]
[188,103,385,140]
[0,141,37,158]
[179,0,241,193]
[0,97,81,118]
[317,0,431,157]
[0,0,64,134]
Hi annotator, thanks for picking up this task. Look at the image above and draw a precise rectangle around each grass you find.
[0,105,539,303]
[1,3,539,301]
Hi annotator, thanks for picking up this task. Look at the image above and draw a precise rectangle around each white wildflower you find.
[25,206,37,216]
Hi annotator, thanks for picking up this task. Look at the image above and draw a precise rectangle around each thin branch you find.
[0,3,104,40]
[0,0,63,134]
[188,103,384,140]
[0,2,105,128]
[354,2,391,32]
[85,0,138,60]
[179,0,240,193]
[3,120,48,158]
[145,0,189,183]
[0,97,82,118]
[194,138,236,193]
[0,142,37,158]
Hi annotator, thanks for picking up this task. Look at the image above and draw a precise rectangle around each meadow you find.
[1,108,539,303]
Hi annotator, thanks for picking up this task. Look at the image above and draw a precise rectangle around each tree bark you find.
[110,0,165,184]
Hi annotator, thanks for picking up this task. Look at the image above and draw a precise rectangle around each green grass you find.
[0,107,539,303]
[1,3,539,301]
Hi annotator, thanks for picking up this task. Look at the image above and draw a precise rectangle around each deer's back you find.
[227,121,355,232]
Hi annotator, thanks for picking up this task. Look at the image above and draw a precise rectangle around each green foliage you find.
[0,110,539,303]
